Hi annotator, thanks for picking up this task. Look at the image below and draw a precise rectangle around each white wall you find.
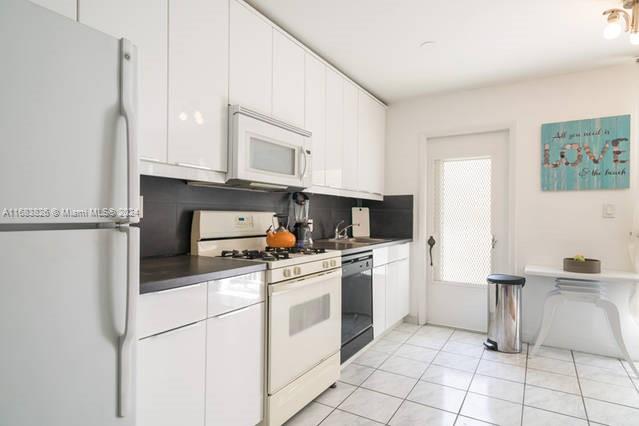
[387,63,639,357]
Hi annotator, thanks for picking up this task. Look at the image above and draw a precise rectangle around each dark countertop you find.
[140,255,266,294]
[311,238,412,256]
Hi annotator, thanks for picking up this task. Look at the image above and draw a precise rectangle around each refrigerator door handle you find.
[118,225,139,417]
[120,38,140,225]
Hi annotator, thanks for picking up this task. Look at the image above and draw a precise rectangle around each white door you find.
[206,303,264,426]
[137,322,206,426]
[372,265,387,338]
[305,53,326,186]
[272,29,305,127]
[357,91,385,194]
[268,269,341,393]
[0,228,135,426]
[168,0,229,172]
[325,68,344,188]
[342,81,359,190]
[426,130,509,331]
[1,0,127,224]
[79,0,168,164]
[229,0,272,115]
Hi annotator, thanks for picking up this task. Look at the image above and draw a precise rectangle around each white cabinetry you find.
[357,91,385,195]
[229,0,272,115]
[78,0,168,163]
[373,266,387,339]
[373,243,410,336]
[138,322,206,426]
[29,0,76,19]
[387,258,410,327]
[342,81,359,191]
[372,98,386,195]
[206,303,264,426]
[272,30,305,127]
[325,68,344,188]
[305,54,326,186]
[168,0,228,172]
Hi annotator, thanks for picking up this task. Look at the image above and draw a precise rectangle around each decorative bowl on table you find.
[563,257,601,274]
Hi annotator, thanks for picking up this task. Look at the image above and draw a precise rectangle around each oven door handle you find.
[269,269,342,296]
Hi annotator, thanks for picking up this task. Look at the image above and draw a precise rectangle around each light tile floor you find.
[285,322,639,426]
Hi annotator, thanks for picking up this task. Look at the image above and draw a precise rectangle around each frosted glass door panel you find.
[436,158,492,285]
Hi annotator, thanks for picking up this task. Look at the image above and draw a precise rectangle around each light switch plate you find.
[602,203,616,219]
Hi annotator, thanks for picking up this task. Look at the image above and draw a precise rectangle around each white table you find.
[525,265,639,378]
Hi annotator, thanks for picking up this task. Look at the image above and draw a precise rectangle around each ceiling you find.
[246,0,639,103]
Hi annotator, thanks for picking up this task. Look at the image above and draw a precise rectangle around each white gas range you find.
[192,210,342,426]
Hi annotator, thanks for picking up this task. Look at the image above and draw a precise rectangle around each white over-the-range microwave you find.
[227,105,313,191]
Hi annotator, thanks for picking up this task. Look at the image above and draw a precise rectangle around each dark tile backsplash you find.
[140,175,413,258]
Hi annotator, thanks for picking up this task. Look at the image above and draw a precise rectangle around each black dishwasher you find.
[340,251,374,363]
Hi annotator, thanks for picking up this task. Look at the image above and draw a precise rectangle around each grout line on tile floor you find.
[571,349,590,424]
[452,331,483,425]
[520,342,529,425]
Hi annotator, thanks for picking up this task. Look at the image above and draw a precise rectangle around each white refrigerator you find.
[0,1,139,425]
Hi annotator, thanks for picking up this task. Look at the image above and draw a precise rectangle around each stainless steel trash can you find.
[484,274,526,353]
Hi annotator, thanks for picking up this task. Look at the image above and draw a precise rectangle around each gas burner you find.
[266,246,327,255]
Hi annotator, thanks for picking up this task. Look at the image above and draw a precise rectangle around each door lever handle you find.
[427,236,436,267]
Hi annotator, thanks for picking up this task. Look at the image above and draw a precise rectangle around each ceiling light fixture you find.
[602,0,639,43]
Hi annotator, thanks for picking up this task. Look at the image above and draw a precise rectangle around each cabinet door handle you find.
[147,282,205,295]
[215,303,259,319]
[176,162,213,170]
[146,321,203,339]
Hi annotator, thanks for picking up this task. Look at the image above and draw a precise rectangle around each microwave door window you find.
[249,137,296,176]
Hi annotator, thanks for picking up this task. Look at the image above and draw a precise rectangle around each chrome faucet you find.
[334,220,359,240]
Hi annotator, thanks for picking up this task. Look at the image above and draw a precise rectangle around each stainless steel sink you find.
[326,237,388,244]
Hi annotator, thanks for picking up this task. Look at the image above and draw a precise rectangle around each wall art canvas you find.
[541,115,630,191]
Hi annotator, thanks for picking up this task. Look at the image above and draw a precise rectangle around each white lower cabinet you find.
[386,258,410,327]
[373,244,411,335]
[373,265,387,338]
[138,321,207,426]
[206,303,264,426]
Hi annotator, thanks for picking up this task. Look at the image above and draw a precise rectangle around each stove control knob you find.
[293,266,302,276]
[322,261,329,269]
[283,269,292,278]
[330,259,337,267]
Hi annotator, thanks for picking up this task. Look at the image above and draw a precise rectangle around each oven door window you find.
[249,137,296,176]
[289,293,330,336]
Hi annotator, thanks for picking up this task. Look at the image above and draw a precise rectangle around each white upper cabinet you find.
[229,0,272,115]
[342,81,359,191]
[305,54,326,186]
[372,98,386,195]
[325,68,344,188]
[272,30,305,127]
[357,90,375,194]
[357,90,385,195]
[29,0,76,19]
[168,0,229,172]
[79,0,168,163]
